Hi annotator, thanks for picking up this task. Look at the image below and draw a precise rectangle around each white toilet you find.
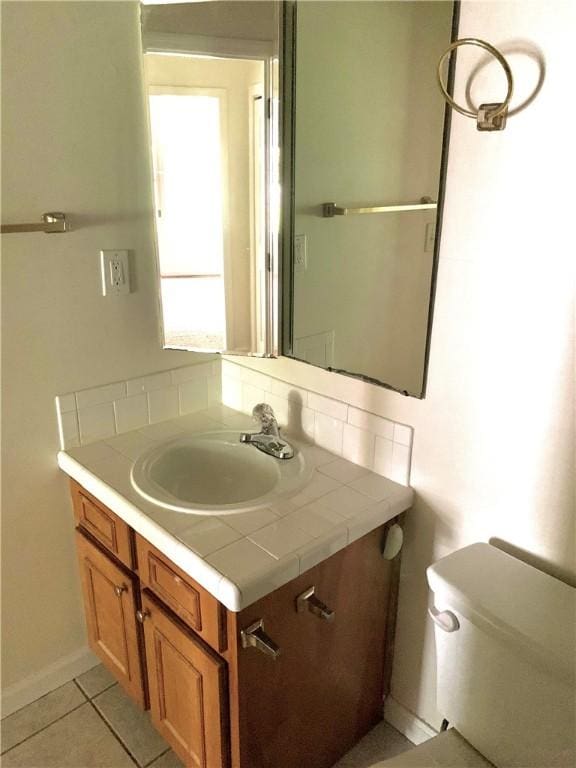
[378,543,576,767]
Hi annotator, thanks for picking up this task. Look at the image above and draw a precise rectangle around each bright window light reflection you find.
[148,91,226,349]
[161,277,225,350]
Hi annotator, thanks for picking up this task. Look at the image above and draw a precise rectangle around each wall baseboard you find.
[1,646,98,718]
[384,696,438,745]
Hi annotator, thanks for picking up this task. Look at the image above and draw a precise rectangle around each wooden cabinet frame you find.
[71,481,402,768]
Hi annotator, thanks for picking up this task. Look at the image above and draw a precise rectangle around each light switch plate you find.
[100,250,130,296]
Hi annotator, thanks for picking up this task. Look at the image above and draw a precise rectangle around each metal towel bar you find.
[322,197,437,218]
[1,212,69,234]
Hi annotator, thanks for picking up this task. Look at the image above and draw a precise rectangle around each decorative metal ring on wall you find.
[437,38,514,131]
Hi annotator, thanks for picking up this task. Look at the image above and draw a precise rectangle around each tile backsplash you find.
[220,360,413,486]
[55,361,221,450]
[55,358,413,486]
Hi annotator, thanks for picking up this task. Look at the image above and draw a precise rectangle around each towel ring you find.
[437,38,514,131]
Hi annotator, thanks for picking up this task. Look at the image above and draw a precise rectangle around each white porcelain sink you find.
[130,430,309,515]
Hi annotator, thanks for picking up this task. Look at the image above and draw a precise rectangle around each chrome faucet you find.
[239,403,294,460]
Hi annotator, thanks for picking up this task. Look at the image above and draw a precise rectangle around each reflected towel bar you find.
[1,212,69,234]
[322,198,437,218]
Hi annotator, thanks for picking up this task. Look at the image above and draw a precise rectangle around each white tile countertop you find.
[57,405,413,612]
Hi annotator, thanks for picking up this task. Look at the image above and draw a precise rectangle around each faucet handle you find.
[252,403,276,428]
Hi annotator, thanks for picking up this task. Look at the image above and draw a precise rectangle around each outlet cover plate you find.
[294,234,307,272]
[100,250,130,296]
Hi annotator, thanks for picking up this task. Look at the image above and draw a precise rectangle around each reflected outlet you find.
[295,234,307,272]
[424,222,436,253]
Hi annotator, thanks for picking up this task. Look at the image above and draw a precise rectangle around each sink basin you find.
[130,430,309,515]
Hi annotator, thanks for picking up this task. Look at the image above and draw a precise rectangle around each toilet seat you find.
[373,729,493,768]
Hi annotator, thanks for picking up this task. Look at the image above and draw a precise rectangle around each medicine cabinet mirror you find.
[141,1,457,397]
[140,1,280,356]
[281,1,457,397]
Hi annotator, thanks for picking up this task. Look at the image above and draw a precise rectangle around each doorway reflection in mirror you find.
[140,1,279,357]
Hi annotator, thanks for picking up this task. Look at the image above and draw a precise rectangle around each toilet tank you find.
[427,543,576,768]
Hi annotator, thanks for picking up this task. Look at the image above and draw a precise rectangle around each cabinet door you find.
[141,591,229,768]
[76,531,146,708]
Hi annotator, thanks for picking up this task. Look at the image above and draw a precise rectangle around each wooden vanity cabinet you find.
[71,480,401,768]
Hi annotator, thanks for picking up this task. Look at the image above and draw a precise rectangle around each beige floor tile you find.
[370,730,493,768]
[1,682,86,754]
[332,721,412,767]
[147,749,184,768]
[75,664,116,699]
[1,703,134,767]
[92,685,168,767]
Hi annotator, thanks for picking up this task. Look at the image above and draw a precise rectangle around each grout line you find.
[5,677,89,716]
[74,677,117,701]
[73,679,89,698]
[2,677,173,767]
[85,698,140,768]
[143,746,172,768]
[0,699,88,756]
[0,676,124,760]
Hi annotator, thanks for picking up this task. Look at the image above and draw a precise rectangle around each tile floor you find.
[1,665,412,767]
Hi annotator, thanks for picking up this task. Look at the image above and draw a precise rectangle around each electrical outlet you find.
[100,250,130,296]
[295,234,307,272]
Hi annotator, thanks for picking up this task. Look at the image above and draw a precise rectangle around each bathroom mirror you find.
[281,1,457,397]
[140,1,280,356]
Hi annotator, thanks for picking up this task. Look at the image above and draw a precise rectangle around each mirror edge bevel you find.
[419,0,461,399]
[279,0,297,360]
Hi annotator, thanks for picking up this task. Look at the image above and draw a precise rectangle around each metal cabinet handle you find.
[240,619,281,659]
[114,584,127,597]
[136,608,150,624]
[296,586,335,622]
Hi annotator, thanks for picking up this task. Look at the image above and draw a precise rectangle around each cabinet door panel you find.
[141,591,229,768]
[76,531,146,708]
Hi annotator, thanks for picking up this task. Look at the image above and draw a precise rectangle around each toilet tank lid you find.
[427,543,576,681]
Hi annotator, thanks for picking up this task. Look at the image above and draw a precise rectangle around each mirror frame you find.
[279,0,461,398]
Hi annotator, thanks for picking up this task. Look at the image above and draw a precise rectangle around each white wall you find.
[0,1,206,696]
[230,0,575,729]
[142,1,277,43]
